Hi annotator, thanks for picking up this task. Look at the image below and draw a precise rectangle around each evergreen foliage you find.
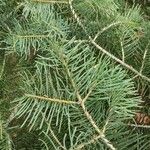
[0,0,150,149]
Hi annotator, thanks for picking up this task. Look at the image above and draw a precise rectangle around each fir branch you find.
[82,78,98,103]
[120,40,125,62]
[48,127,66,149]
[93,22,122,42]
[64,39,89,44]
[25,94,79,105]
[102,115,111,134]
[128,124,150,129]
[41,113,67,150]
[32,0,68,4]
[68,0,150,83]
[0,54,6,80]
[91,41,150,83]
[60,35,116,149]
[0,119,2,140]
[80,102,116,150]
[16,34,49,39]
[82,88,93,103]
[73,134,101,150]
[63,61,116,149]
[140,42,150,74]
[6,106,18,127]
[80,102,102,135]
[2,1,147,149]
[61,50,101,134]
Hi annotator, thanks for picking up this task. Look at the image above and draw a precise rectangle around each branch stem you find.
[25,94,79,105]
[41,113,67,150]
[0,54,6,80]
[80,102,116,150]
[91,40,150,82]
[128,124,150,129]
[73,134,101,150]
[32,0,68,4]
[93,22,122,41]
[140,42,150,74]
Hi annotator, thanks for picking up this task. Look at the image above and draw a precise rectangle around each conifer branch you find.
[61,53,102,139]
[120,40,125,62]
[131,75,139,80]
[2,1,148,149]
[0,119,3,140]
[73,134,101,150]
[48,128,66,150]
[82,81,98,103]
[60,52,83,103]
[0,54,6,80]
[80,102,102,135]
[25,94,79,104]
[68,1,117,149]
[32,0,68,4]
[82,89,93,103]
[16,34,49,39]
[80,102,116,150]
[128,124,150,129]
[61,52,105,138]
[140,42,150,74]
[60,31,116,149]
[6,106,18,126]
[102,116,111,133]
[91,41,150,83]
[93,22,122,42]
[68,0,150,83]
[41,113,67,150]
